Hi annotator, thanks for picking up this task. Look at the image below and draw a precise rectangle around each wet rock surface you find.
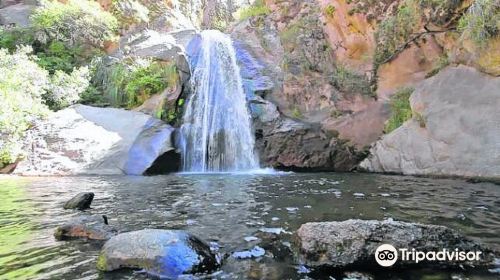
[54,215,116,241]
[96,229,219,278]
[63,192,94,210]
[296,219,497,269]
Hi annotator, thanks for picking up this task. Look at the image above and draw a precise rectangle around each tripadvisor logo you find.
[374,244,482,267]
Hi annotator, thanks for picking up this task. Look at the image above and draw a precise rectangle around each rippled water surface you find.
[0,173,499,279]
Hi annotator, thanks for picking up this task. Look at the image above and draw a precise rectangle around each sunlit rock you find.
[297,219,497,269]
[0,3,35,27]
[361,66,500,179]
[96,229,219,278]
[14,105,177,176]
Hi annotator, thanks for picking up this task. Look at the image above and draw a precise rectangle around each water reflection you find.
[0,173,499,279]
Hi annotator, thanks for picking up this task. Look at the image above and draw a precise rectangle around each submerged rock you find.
[296,219,497,269]
[54,215,116,241]
[63,192,94,210]
[97,229,219,278]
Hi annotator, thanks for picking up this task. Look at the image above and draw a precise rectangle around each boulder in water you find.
[63,192,94,210]
[296,219,497,269]
[96,229,219,278]
[54,215,116,241]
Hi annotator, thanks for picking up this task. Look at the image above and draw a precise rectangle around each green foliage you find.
[31,0,118,47]
[384,87,414,133]
[280,19,306,45]
[324,4,336,18]
[99,60,177,109]
[36,41,81,74]
[291,107,303,119]
[237,0,271,21]
[0,27,103,75]
[79,85,106,106]
[0,27,35,52]
[331,65,373,97]
[374,0,420,65]
[0,47,49,166]
[0,46,91,166]
[124,62,175,108]
[44,66,90,110]
[458,0,500,45]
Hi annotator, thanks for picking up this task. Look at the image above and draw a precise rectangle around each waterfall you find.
[179,30,259,172]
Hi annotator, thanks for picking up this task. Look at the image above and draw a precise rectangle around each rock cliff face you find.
[360,66,500,178]
[14,105,178,176]
[229,0,500,175]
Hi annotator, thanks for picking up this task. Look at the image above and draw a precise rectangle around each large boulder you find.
[360,66,500,179]
[114,29,194,77]
[255,118,360,171]
[96,229,219,278]
[14,105,177,176]
[296,219,497,269]
[63,192,94,210]
[54,215,116,241]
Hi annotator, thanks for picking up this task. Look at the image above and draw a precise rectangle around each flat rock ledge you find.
[296,219,497,269]
[96,229,219,278]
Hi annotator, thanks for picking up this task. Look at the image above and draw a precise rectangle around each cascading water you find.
[179,30,259,172]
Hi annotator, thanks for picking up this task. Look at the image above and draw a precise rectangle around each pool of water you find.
[0,173,499,279]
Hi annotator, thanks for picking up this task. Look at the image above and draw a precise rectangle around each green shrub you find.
[280,19,306,46]
[0,27,35,52]
[331,65,373,96]
[374,0,420,65]
[0,46,93,166]
[291,107,303,119]
[44,66,90,110]
[384,87,414,133]
[458,0,500,45]
[0,27,102,74]
[79,85,106,106]
[0,47,49,167]
[324,4,336,18]
[124,62,176,108]
[157,98,184,124]
[98,60,177,108]
[237,0,271,21]
[31,0,118,47]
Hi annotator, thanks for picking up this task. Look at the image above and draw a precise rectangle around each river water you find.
[0,173,499,279]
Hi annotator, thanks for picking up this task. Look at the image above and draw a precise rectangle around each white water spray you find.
[179,30,259,172]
